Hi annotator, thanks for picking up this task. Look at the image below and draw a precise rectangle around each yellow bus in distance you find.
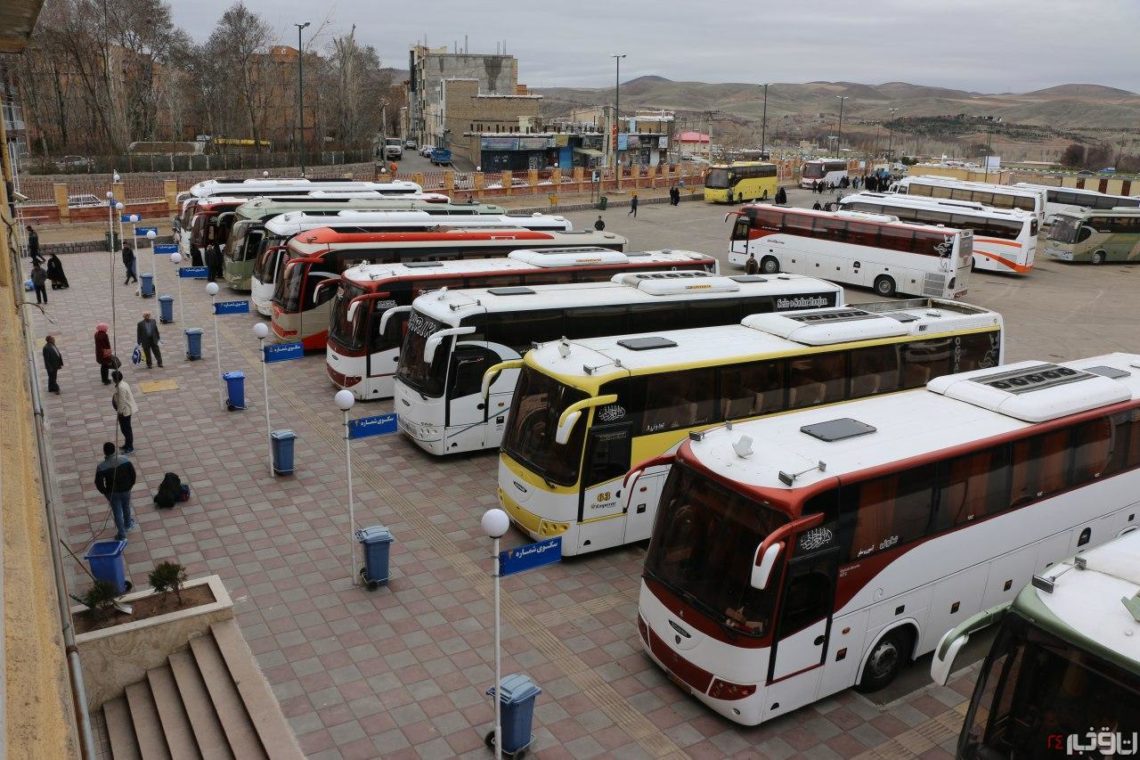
[704,162,779,204]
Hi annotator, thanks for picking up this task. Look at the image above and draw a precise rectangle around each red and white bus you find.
[327,249,720,399]
[633,353,1140,726]
[271,228,627,349]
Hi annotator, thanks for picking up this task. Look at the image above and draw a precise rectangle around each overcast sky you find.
[170,0,1140,94]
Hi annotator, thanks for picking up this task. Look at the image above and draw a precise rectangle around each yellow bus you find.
[704,161,779,204]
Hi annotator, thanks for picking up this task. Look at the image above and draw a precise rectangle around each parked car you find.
[404,138,417,150]
[56,155,93,172]
[429,148,452,166]
[67,193,104,208]
[384,138,403,160]
[419,145,435,158]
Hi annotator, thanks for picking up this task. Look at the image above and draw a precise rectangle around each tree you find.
[1084,144,1113,170]
[319,27,394,149]
[1060,143,1086,168]
[203,3,277,150]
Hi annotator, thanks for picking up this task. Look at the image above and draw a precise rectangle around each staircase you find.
[100,620,302,760]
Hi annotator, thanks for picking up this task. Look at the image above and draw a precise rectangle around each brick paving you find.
[27,249,973,758]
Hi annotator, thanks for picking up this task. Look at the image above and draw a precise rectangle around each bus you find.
[727,204,972,297]
[393,272,844,456]
[327,249,720,400]
[1044,208,1140,264]
[704,162,779,204]
[931,531,1140,759]
[837,192,1037,276]
[271,228,627,348]
[1015,182,1140,225]
[224,210,571,291]
[634,352,1140,726]
[498,299,1004,556]
[800,159,848,189]
[894,176,1046,226]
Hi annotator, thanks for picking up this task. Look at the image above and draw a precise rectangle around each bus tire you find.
[1092,250,1106,264]
[760,256,779,274]
[855,627,913,693]
[874,275,896,297]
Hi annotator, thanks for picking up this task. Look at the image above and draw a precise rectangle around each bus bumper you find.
[1044,247,1074,261]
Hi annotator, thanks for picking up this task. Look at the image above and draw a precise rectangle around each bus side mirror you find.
[346,300,361,324]
[424,334,444,364]
[554,411,581,445]
[377,305,412,336]
[750,542,783,590]
[930,630,968,686]
[481,359,524,400]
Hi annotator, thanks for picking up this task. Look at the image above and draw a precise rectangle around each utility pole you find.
[294,22,310,176]
[887,107,899,161]
[611,54,626,189]
[835,96,849,157]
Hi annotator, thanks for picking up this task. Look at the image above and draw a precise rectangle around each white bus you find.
[800,159,848,189]
[894,176,1046,226]
[183,177,425,200]
[392,271,843,456]
[837,192,1037,275]
[1015,182,1140,225]
[1044,208,1140,265]
[728,205,972,297]
[931,530,1140,759]
[635,353,1140,726]
[497,299,1003,556]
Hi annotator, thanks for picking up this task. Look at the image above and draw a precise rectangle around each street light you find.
[835,96,849,157]
[760,83,769,157]
[147,229,157,297]
[481,508,510,760]
[334,389,357,584]
[887,107,899,161]
[206,281,223,409]
[254,322,272,478]
[611,54,626,190]
[170,252,184,325]
[294,22,311,176]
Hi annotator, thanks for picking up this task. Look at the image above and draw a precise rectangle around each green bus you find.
[703,161,779,204]
[1044,208,1140,264]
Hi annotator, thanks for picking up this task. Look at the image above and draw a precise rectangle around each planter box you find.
[72,574,232,710]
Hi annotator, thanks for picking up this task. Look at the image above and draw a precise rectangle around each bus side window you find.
[878,226,915,253]
[583,424,633,487]
[788,353,844,409]
[1072,417,1115,483]
[720,360,783,420]
[846,222,879,248]
[1116,411,1140,471]
[1009,429,1071,507]
[954,331,1001,373]
[901,339,953,388]
[934,448,1010,531]
[849,344,900,398]
[639,368,717,434]
[848,464,936,558]
[448,346,497,398]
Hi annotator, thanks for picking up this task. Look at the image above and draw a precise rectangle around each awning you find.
[573,148,605,158]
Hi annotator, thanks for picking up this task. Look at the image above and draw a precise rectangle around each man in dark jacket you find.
[42,335,63,393]
[95,441,137,540]
[27,225,43,264]
[30,262,48,304]
[136,311,163,368]
[121,243,138,285]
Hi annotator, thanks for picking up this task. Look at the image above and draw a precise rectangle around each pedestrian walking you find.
[593,215,606,231]
[30,262,48,304]
[745,252,760,275]
[111,370,138,454]
[46,253,70,289]
[94,323,117,385]
[812,201,823,210]
[628,193,638,218]
[94,441,136,540]
[189,243,204,268]
[121,243,138,285]
[775,186,788,205]
[42,335,63,393]
[26,225,43,264]
[206,243,223,282]
[136,311,163,368]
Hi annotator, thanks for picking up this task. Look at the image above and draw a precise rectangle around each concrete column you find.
[54,183,70,223]
[413,172,426,189]
[502,171,513,196]
[474,172,484,201]
[527,169,538,189]
[444,171,455,193]
[163,179,178,213]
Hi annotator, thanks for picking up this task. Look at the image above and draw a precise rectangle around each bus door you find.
[577,423,633,549]
[763,545,839,721]
[445,344,501,450]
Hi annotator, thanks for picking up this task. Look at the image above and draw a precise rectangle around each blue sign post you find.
[120,213,141,223]
[154,243,178,254]
[213,300,250,315]
[347,414,398,440]
[499,537,562,577]
[178,266,209,279]
[134,226,159,237]
[263,341,303,364]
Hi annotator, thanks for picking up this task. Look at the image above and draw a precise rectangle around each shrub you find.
[80,580,119,622]
[148,561,188,607]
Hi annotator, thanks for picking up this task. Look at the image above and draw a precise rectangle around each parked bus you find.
[894,176,1046,226]
[393,272,843,456]
[327,249,720,400]
[498,299,1003,556]
[224,210,571,291]
[931,531,1140,759]
[728,204,972,297]
[271,228,627,347]
[800,159,848,189]
[704,162,779,204]
[634,353,1140,726]
[1015,182,1140,225]
[837,192,1036,275]
[183,177,424,201]
[1044,208,1140,264]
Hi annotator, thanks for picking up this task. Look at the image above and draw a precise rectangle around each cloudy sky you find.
[171,0,1140,93]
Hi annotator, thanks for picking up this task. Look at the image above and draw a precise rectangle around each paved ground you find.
[24,192,1140,758]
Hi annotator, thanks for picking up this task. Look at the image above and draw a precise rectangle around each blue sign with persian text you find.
[348,414,398,439]
[264,342,303,364]
[120,213,141,223]
[499,537,562,577]
[134,226,159,236]
[178,267,209,279]
[154,243,178,254]
[213,300,250,315]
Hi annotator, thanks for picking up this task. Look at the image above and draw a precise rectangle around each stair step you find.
[125,682,173,760]
[169,651,235,760]
[211,621,304,760]
[147,665,203,760]
[103,697,142,760]
[190,634,267,759]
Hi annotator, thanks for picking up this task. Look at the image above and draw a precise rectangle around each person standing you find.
[94,441,136,540]
[111,370,138,453]
[46,253,69,289]
[27,225,43,264]
[628,193,638,218]
[593,215,606,231]
[189,242,204,268]
[121,242,138,285]
[136,311,163,368]
[30,262,48,304]
[775,186,788,205]
[745,252,761,275]
[94,323,114,384]
[42,335,63,393]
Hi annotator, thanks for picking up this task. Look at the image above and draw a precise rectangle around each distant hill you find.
[1025,84,1137,98]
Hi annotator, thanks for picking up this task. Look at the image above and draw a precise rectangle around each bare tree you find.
[204,3,276,150]
[321,27,392,149]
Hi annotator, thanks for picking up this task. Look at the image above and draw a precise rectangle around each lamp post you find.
[147,229,157,296]
[170,252,184,324]
[835,96,849,157]
[760,83,769,157]
[984,117,1002,183]
[334,389,357,584]
[106,191,116,352]
[611,53,626,190]
[886,107,899,161]
[206,282,223,409]
[481,508,510,760]
[294,22,311,176]
[254,322,273,478]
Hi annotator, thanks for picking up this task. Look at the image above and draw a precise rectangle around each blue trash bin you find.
[85,540,129,594]
[223,370,245,410]
[158,294,174,323]
[140,272,155,297]
[486,674,541,755]
[184,328,203,360]
[355,526,394,588]
[270,429,296,475]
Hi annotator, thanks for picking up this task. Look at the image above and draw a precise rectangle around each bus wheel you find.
[874,276,896,297]
[760,256,779,274]
[1092,250,1106,264]
[855,627,912,693]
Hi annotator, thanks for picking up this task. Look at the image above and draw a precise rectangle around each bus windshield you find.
[328,282,370,351]
[960,612,1140,759]
[500,367,589,486]
[644,463,787,636]
[226,221,252,262]
[255,245,285,284]
[706,169,732,189]
[395,311,450,397]
[802,164,826,179]
[1047,215,1085,244]
[276,262,307,313]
